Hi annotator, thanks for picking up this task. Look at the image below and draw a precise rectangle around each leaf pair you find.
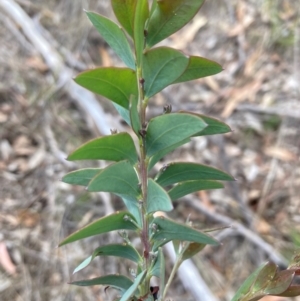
[231,255,300,301]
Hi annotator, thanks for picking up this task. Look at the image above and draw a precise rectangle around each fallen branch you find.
[184,198,288,267]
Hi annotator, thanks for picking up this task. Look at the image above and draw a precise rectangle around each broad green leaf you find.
[111,0,137,37]
[230,263,267,301]
[113,103,131,125]
[88,161,140,202]
[155,162,234,187]
[120,270,146,301]
[86,11,135,69]
[62,168,102,187]
[129,95,141,135]
[173,56,223,84]
[145,113,207,157]
[134,0,149,67]
[146,0,204,47]
[70,274,133,293]
[180,111,232,136]
[168,180,224,200]
[59,211,138,246]
[143,47,189,98]
[73,244,141,274]
[148,138,190,170]
[151,216,218,250]
[181,242,206,261]
[74,67,137,109]
[147,179,173,213]
[67,133,138,164]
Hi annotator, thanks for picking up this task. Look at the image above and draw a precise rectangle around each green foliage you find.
[59,1,300,300]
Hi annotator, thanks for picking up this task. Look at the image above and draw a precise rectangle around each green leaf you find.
[159,248,165,293]
[62,168,102,187]
[168,180,224,200]
[155,162,234,186]
[59,211,138,246]
[230,263,267,301]
[134,0,149,67]
[147,179,173,213]
[111,0,137,38]
[180,111,232,136]
[74,67,137,109]
[121,196,142,227]
[129,95,141,135]
[88,161,140,202]
[73,244,141,274]
[70,274,133,293]
[181,242,206,261]
[150,248,165,284]
[277,285,300,297]
[264,270,294,295]
[143,47,189,98]
[148,138,190,170]
[173,56,223,84]
[67,133,138,165]
[151,216,218,250]
[146,0,205,47]
[145,113,207,157]
[251,262,277,293]
[120,270,147,301]
[113,103,131,125]
[86,11,135,69]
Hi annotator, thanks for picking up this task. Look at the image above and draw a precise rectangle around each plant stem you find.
[162,256,182,300]
[137,65,151,295]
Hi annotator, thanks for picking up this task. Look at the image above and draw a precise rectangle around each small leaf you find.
[155,162,234,187]
[62,168,102,186]
[277,285,300,297]
[129,95,141,135]
[173,56,222,84]
[159,248,165,293]
[180,111,232,136]
[134,0,149,66]
[147,179,173,213]
[264,270,294,295]
[121,196,142,227]
[113,103,131,125]
[148,138,190,170]
[120,270,147,301]
[88,161,140,202]
[146,0,204,47]
[67,133,138,165]
[151,216,218,250]
[74,67,137,109]
[111,0,137,37]
[181,242,206,261]
[146,113,207,157]
[230,263,267,301]
[59,211,138,246]
[86,11,135,69]
[73,244,141,274]
[143,47,189,98]
[70,274,133,292]
[168,180,224,200]
[251,262,277,293]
